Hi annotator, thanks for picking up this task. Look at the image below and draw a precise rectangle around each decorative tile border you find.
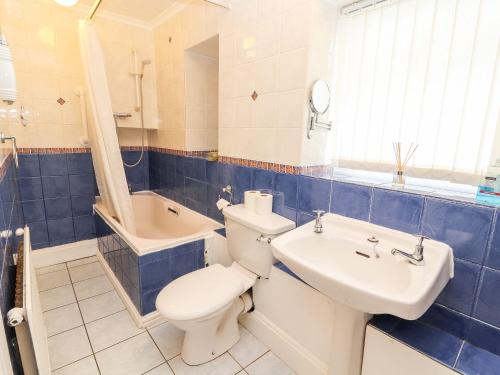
[14,146,334,176]
[17,147,91,154]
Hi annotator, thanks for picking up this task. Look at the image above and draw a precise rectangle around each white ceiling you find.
[79,0,188,23]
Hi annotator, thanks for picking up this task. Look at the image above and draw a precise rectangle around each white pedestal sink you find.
[271,214,454,375]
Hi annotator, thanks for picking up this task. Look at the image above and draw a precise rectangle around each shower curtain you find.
[78,20,137,235]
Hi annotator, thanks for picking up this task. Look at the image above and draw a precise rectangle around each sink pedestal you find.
[328,303,371,375]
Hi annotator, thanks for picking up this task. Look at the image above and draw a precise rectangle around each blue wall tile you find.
[274,173,298,209]
[330,181,371,221]
[456,343,500,375]
[27,221,49,246]
[298,176,331,214]
[297,211,314,226]
[254,169,274,190]
[371,188,423,234]
[184,178,207,202]
[391,320,462,366]
[422,199,493,264]
[42,176,70,198]
[19,177,43,201]
[474,268,500,328]
[39,154,67,176]
[218,163,234,188]
[44,197,72,220]
[419,304,471,339]
[67,153,93,175]
[436,259,481,315]
[71,196,95,216]
[485,210,500,270]
[69,174,96,196]
[22,200,45,223]
[467,319,500,357]
[47,217,75,244]
[18,154,40,177]
[74,215,96,241]
[233,166,254,202]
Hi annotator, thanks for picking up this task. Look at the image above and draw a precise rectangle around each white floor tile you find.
[168,353,241,375]
[40,284,76,312]
[148,322,184,360]
[78,290,125,323]
[36,263,66,275]
[43,303,83,337]
[236,371,249,375]
[229,326,268,367]
[67,256,98,269]
[245,352,295,375]
[95,332,164,375]
[37,269,71,291]
[69,262,105,283]
[144,363,174,375]
[86,310,144,352]
[48,326,92,370]
[73,275,113,301]
[52,355,99,375]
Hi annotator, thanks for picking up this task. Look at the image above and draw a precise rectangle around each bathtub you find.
[94,191,224,320]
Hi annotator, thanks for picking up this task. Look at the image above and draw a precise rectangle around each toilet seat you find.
[156,264,245,322]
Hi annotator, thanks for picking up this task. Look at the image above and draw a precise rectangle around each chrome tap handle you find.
[313,210,326,218]
[414,235,429,246]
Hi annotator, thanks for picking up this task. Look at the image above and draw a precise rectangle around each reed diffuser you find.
[392,142,418,187]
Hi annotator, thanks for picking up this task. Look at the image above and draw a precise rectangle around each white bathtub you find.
[94,191,223,255]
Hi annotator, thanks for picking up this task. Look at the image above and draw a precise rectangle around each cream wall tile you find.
[254,56,278,94]
[278,48,309,92]
[280,2,312,53]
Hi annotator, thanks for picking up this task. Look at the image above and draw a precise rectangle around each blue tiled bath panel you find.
[95,212,205,315]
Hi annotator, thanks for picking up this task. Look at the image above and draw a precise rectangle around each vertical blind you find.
[332,0,500,183]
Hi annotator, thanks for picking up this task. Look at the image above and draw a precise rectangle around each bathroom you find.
[0,0,499,374]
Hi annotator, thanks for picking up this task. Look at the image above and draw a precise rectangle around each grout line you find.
[453,340,465,368]
[68,269,103,375]
[226,350,245,371]
[35,263,68,276]
[50,353,96,373]
[75,286,116,304]
[47,322,85,339]
[80,307,127,326]
[140,361,169,375]
[145,329,178,374]
[90,331,145,355]
[239,349,270,370]
[42,300,78,314]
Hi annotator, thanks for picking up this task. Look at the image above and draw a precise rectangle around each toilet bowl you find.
[156,262,256,365]
[156,204,295,365]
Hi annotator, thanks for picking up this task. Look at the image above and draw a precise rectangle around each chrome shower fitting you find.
[0,133,18,168]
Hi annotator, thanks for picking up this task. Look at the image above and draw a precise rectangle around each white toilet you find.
[155,204,295,365]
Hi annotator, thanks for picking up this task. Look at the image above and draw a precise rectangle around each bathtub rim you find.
[94,190,223,256]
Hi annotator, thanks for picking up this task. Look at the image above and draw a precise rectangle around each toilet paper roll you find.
[244,190,260,211]
[255,193,273,215]
[7,307,24,327]
[216,198,230,211]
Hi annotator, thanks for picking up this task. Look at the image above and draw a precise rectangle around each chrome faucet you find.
[391,235,428,265]
[313,210,326,233]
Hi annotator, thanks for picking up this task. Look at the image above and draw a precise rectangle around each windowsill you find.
[312,168,498,208]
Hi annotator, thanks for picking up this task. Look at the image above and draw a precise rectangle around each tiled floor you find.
[38,256,296,375]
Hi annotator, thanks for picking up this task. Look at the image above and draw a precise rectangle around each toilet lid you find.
[156,264,245,321]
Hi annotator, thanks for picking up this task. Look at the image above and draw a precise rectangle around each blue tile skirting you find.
[17,149,500,362]
[95,212,204,315]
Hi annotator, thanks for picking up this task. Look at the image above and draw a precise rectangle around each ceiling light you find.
[54,0,79,7]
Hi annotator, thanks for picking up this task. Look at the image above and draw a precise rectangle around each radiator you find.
[10,226,51,374]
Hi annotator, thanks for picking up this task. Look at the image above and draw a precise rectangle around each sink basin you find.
[272,213,453,320]
[271,213,454,375]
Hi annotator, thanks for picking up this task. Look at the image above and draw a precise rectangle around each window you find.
[331,0,500,184]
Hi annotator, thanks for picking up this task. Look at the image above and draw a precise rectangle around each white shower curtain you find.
[78,19,137,235]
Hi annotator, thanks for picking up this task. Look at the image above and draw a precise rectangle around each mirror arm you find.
[307,112,333,139]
